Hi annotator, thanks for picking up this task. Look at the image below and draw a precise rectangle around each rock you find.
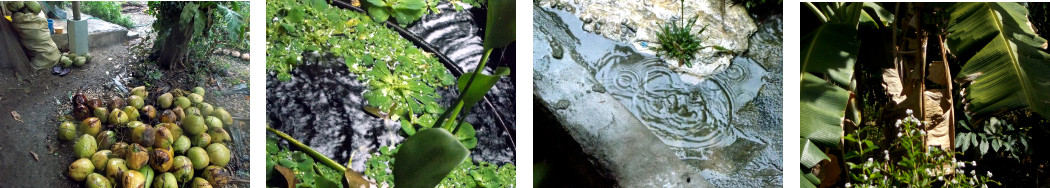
[538,0,758,78]
[240,53,250,61]
[230,51,240,58]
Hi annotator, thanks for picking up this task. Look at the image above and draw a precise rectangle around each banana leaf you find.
[946,2,1050,119]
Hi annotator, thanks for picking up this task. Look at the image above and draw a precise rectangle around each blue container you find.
[47,19,54,34]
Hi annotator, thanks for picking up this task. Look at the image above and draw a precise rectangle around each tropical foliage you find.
[81,1,134,27]
[147,1,248,70]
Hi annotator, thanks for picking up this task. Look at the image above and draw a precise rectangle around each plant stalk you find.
[437,48,494,134]
[268,126,348,172]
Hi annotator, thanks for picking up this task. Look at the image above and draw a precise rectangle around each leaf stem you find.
[436,48,494,134]
[268,126,348,172]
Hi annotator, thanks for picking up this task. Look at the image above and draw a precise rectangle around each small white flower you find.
[868,158,873,163]
[970,170,976,175]
[845,182,852,188]
[958,162,966,168]
[939,176,944,181]
[906,109,913,115]
[897,132,903,137]
[895,119,902,127]
[972,161,977,166]
[920,130,926,135]
[987,171,993,178]
[863,174,868,181]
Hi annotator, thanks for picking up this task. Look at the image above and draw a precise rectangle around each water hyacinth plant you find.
[844,110,998,187]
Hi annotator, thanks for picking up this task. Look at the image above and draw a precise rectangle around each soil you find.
[0,3,250,187]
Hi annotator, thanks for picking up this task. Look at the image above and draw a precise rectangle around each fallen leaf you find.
[275,165,297,188]
[29,151,38,161]
[10,111,22,123]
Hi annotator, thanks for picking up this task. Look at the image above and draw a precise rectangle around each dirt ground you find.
[0,5,250,187]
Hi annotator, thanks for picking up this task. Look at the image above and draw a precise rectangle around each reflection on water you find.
[535,6,782,187]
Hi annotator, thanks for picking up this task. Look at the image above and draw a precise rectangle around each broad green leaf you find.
[862,2,894,27]
[483,0,516,50]
[802,171,820,188]
[401,118,416,135]
[946,2,1050,119]
[800,73,849,147]
[393,128,469,188]
[801,139,831,168]
[456,67,511,115]
[801,23,860,87]
[309,0,328,11]
[368,6,391,22]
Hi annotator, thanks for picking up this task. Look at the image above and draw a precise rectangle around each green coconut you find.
[204,116,223,129]
[188,93,204,104]
[7,2,24,12]
[110,142,129,159]
[186,147,209,170]
[141,105,157,120]
[193,133,212,148]
[160,123,183,141]
[153,127,174,148]
[202,165,230,187]
[131,86,148,98]
[79,117,101,137]
[85,173,110,188]
[173,106,185,119]
[58,121,77,141]
[123,106,140,122]
[175,97,191,109]
[213,107,233,125]
[191,177,212,188]
[108,109,129,127]
[183,115,206,136]
[130,124,150,146]
[93,107,109,124]
[207,127,231,144]
[24,1,40,14]
[96,130,117,150]
[122,170,146,188]
[206,143,231,167]
[109,96,125,110]
[128,95,145,109]
[74,56,87,67]
[126,143,150,170]
[159,110,177,123]
[196,103,214,117]
[171,156,193,183]
[90,150,113,173]
[173,135,191,154]
[75,134,98,159]
[61,56,73,67]
[104,158,128,180]
[158,93,174,109]
[68,158,95,181]
[153,172,178,188]
[193,87,205,96]
[84,53,94,63]
[185,107,201,117]
[150,147,174,172]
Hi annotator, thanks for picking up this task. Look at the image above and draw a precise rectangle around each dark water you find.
[534,6,782,187]
[267,53,516,172]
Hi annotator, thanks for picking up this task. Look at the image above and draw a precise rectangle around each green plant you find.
[147,1,247,70]
[800,2,892,187]
[844,110,999,187]
[81,1,135,27]
[364,0,426,26]
[365,144,516,187]
[650,0,727,68]
[945,2,1050,120]
[956,116,1031,160]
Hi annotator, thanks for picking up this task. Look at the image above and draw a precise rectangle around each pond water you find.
[535,6,782,187]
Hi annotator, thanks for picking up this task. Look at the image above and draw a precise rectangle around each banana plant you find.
[945,2,1050,120]
[393,0,514,187]
[800,2,891,187]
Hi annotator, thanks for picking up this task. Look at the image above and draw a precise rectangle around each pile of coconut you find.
[59,86,235,188]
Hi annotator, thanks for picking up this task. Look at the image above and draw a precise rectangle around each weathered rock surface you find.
[536,0,758,81]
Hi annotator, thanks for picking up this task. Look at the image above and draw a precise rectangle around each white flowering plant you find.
[844,110,999,187]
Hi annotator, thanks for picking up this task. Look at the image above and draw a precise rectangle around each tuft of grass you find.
[652,22,704,67]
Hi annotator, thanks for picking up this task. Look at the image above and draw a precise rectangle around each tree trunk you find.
[156,16,195,70]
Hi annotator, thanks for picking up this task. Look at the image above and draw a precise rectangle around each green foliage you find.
[266,0,454,119]
[364,0,426,25]
[399,115,476,149]
[652,20,704,68]
[266,134,345,188]
[392,128,469,188]
[800,2,892,187]
[366,144,516,187]
[844,111,999,187]
[945,2,1050,120]
[956,116,1030,160]
[81,1,134,27]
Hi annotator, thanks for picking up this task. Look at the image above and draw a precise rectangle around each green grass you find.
[81,1,135,27]
[652,22,704,67]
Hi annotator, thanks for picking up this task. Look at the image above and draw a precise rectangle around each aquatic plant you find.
[363,0,427,26]
[365,144,515,187]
